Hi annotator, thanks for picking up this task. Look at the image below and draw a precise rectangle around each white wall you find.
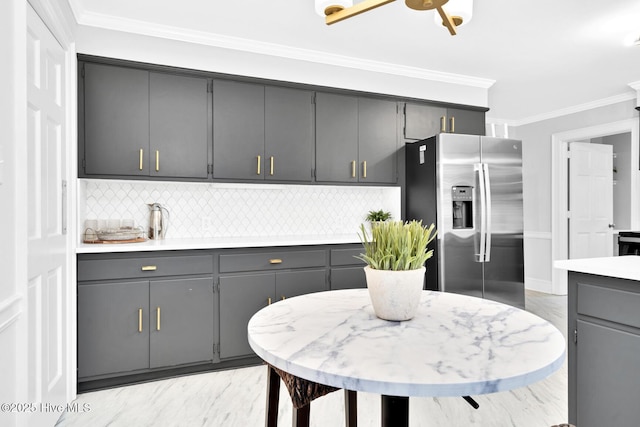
[0,1,27,426]
[513,99,640,293]
[74,25,490,109]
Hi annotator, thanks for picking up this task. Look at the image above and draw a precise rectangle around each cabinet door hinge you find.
[207,164,213,175]
[214,343,220,355]
[207,80,213,93]
[80,64,85,78]
[574,328,578,344]
[82,158,86,171]
[312,93,316,105]
[213,281,219,293]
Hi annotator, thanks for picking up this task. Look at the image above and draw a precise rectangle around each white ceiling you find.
[68,0,640,123]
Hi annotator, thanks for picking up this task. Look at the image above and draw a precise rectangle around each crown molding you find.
[488,92,637,128]
[73,9,494,90]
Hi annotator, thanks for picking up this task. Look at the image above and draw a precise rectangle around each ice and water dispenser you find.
[452,186,473,229]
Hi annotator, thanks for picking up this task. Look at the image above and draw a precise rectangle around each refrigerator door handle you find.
[475,163,487,262]
[483,163,492,262]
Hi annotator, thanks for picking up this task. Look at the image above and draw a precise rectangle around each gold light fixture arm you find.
[325,0,396,25]
[436,6,457,35]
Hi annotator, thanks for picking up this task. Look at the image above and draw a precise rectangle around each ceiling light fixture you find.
[315,0,472,36]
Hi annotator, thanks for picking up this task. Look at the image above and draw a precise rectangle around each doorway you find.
[551,119,639,294]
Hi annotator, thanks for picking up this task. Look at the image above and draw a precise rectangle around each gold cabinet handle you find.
[155,150,160,172]
[156,307,161,331]
[269,258,282,264]
[138,308,143,333]
[268,297,272,305]
[139,149,144,171]
[362,160,367,179]
[281,296,286,301]
[141,265,157,271]
[440,116,446,133]
[450,116,455,133]
[270,156,274,176]
[351,160,356,178]
[257,155,261,175]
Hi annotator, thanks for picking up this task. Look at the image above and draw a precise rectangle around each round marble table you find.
[248,289,566,426]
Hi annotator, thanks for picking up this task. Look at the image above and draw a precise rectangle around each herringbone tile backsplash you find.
[79,180,401,239]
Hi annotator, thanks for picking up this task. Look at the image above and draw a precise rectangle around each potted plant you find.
[357,220,437,321]
[365,209,392,222]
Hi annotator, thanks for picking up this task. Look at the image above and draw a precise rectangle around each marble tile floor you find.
[56,291,568,427]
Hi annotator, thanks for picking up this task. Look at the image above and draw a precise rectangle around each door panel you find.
[358,98,398,183]
[219,273,274,359]
[576,320,640,427]
[77,281,150,378]
[480,138,524,308]
[84,63,149,176]
[315,92,358,182]
[213,80,265,180]
[150,73,209,179]
[265,86,313,181]
[436,134,483,296]
[150,277,214,368]
[26,6,69,425]
[569,142,613,259]
[404,103,446,140]
[276,269,327,300]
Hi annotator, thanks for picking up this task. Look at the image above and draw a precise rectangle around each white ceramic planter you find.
[363,266,426,321]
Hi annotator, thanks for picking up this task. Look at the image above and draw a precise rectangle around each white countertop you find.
[76,234,361,253]
[555,256,640,281]
[248,289,566,397]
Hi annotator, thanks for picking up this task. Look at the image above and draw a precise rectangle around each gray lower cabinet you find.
[568,272,640,427]
[329,246,367,290]
[316,93,398,184]
[80,61,210,179]
[77,253,215,382]
[78,280,150,378]
[219,269,326,359]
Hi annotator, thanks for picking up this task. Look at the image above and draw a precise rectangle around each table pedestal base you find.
[381,395,409,427]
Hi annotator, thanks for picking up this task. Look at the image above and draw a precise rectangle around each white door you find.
[26,6,69,425]
[569,142,614,259]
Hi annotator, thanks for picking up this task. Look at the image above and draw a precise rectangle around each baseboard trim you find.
[525,277,557,295]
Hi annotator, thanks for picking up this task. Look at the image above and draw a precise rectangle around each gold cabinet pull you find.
[362,160,367,178]
[139,149,144,170]
[450,116,455,133]
[138,308,143,332]
[268,297,272,305]
[269,258,282,264]
[351,160,356,178]
[270,156,274,176]
[141,265,157,271]
[155,150,160,172]
[156,307,161,331]
[257,155,261,175]
[440,116,446,133]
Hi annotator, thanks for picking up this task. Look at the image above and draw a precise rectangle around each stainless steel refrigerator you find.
[405,133,524,308]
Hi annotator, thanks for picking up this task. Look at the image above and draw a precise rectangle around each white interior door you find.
[569,142,613,259]
[26,5,69,425]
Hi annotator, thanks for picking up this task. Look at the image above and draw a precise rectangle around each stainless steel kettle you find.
[147,203,169,240]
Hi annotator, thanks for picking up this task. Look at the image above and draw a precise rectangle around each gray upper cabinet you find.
[213,80,265,180]
[403,103,446,140]
[83,63,150,176]
[315,92,359,183]
[403,102,486,139]
[265,86,314,181]
[149,72,210,179]
[445,107,486,136]
[213,81,313,182]
[81,62,210,179]
[316,93,398,183]
[358,97,398,184]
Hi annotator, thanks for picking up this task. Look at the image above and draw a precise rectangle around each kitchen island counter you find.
[76,234,361,254]
[554,256,640,281]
